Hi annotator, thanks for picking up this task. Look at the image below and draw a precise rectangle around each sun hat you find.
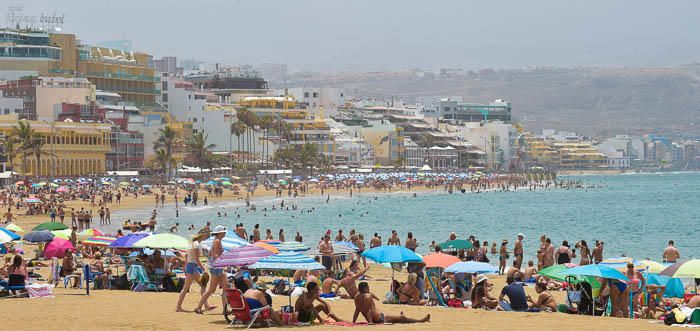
[476,274,489,284]
[517,233,525,239]
[212,225,227,234]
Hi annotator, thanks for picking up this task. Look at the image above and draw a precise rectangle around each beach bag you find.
[113,274,130,290]
[664,308,687,325]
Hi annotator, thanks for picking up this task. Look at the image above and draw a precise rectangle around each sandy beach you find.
[0,265,668,330]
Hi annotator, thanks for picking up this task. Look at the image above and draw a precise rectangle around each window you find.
[312,92,318,98]
[162,81,168,91]
[3,108,8,114]
[304,92,309,98]
[162,93,168,102]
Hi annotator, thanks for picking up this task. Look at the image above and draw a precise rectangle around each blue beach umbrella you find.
[108,232,151,248]
[22,230,55,243]
[444,261,498,274]
[277,241,310,252]
[250,252,325,271]
[362,245,423,264]
[0,227,21,244]
[557,264,629,281]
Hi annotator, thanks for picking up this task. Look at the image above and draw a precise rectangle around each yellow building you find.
[0,114,111,176]
[522,136,560,168]
[553,142,608,169]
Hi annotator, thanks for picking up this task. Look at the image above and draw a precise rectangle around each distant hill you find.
[283,66,700,135]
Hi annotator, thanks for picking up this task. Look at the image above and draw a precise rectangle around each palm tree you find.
[297,143,318,177]
[230,120,246,169]
[154,126,178,179]
[273,146,295,169]
[258,115,275,168]
[28,132,55,178]
[12,120,34,174]
[186,132,216,174]
[0,135,19,171]
[153,149,174,182]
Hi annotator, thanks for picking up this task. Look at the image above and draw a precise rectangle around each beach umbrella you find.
[312,242,358,256]
[212,245,274,268]
[361,245,423,264]
[219,177,231,181]
[56,186,68,193]
[201,231,248,251]
[133,233,189,250]
[78,228,105,237]
[51,229,73,240]
[119,182,130,186]
[0,227,21,244]
[538,264,574,281]
[221,181,233,187]
[640,260,668,274]
[259,239,282,246]
[24,198,41,203]
[646,274,685,298]
[108,232,151,248]
[44,238,74,259]
[277,241,310,252]
[599,257,644,270]
[22,230,55,243]
[31,183,42,188]
[130,178,140,182]
[205,180,218,185]
[33,222,68,231]
[251,252,325,305]
[423,253,461,269]
[660,259,700,278]
[557,264,629,281]
[83,236,117,247]
[4,223,25,234]
[252,242,280,253]
[277,179,288,185]
[438,239,473,251]
[49,183,59,188]
[444,261,498,274]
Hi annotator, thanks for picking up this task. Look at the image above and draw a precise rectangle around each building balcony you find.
[86,71,160,83]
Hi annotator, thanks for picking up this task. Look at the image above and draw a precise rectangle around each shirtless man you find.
[370,233,381,249]
[319,235,334,270]
[353,282,430,325]
[387,230,401,246]
[294,282,343,323]
[592,241,604,264]
[405,232,417,252]
[662,240,680,263]
[523,260,538,281]
[514,233,524,269]
[543,238,555,268]
[506,260,522,279]
[335,230,347,242]
[253,224,261,242]
[321,270,340,298]
[235,223,248,241]
[336,266,370,299]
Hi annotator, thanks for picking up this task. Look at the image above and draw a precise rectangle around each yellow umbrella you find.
[51,229,73,240]
[640,260,666,273]
[4,223,25,234]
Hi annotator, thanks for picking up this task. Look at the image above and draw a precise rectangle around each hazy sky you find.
[11,0,700,72]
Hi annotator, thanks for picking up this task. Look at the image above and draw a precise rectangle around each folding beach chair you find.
[223,288,272,329]
[127,265,158,292]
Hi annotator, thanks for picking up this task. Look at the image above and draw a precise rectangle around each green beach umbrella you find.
[538,265,571,282]
[33,222,68,231]
[278,179,288,185]
[221,181,233,186]
[132,233,190,250]
[438,239,473,251]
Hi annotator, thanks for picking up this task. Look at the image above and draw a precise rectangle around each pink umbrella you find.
[44,238,75,259]
[56,186,68,193]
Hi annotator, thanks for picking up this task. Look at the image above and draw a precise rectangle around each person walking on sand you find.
[195,226,228,314]
[176,233,211,312]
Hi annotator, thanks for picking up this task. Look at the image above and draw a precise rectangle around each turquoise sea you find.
[111,172,700,263]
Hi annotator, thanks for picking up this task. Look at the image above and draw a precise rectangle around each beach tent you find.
[44,238,74,259]
[33,222,68,232]
[108,232,151,248]
[646,273,685,298]
[277,241,310,252]
[133,233,189,250]
[0,227,21,244]
[22,230,55,243]
[444,261,498,274]
[212,245,274,268]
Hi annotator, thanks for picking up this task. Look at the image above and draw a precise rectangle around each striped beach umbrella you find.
[599,257,644,270]
[660,259,700,278]
[253,242,280,253]
[108,232,151,248]
[0,227,21,244]
[201,231,248,251]
[277,241,310,252]
[250,252,325,271]
[640,260,668,274]
[3,223,25,234]
[83,236,117,246]
[259,239,282,246]
[313,242,357,256]
[78,228,105,237]
[211,245,274,267]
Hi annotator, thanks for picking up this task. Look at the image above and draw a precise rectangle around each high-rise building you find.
[439,99,511,123]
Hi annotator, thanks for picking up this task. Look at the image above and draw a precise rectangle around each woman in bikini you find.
[397,273,425,305]
[575,240,591,265]
[528,281,557,312]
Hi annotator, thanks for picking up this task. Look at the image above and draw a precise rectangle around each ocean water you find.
[111,172,700,263]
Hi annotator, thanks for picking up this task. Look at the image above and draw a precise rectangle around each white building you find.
[281,87,345,117]
[0,90,23,115]
[449,121,518,170]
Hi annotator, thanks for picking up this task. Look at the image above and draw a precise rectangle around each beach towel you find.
[323,321,370,327]
[27,283,54,299]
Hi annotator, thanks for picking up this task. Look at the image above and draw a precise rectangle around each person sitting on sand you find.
[498,275,528,312]
[506,260,522,279]
[336,266,371,299]
[321,270,340,298]
[470,274,499,309]
[523,260,538,281]
[397,273,426,305]
[294,282,344,323]
[527,281,557,312]
[642,284,667,319]
[61,249,81,288]
[353,281,430,324]
[242,286,283,325]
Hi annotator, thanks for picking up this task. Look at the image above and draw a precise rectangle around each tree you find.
[0,135,19,171]
[153,149,174,182]
[153,126,178,179]
[28,132,55,178]
[230,120,246,169]
[297,143,319,177]
[273,146,295,169]
[186,132,216,174]
[258,115,275,168]
[12,120,34,174]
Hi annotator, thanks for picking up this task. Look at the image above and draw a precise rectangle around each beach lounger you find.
[223,288,272,329]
